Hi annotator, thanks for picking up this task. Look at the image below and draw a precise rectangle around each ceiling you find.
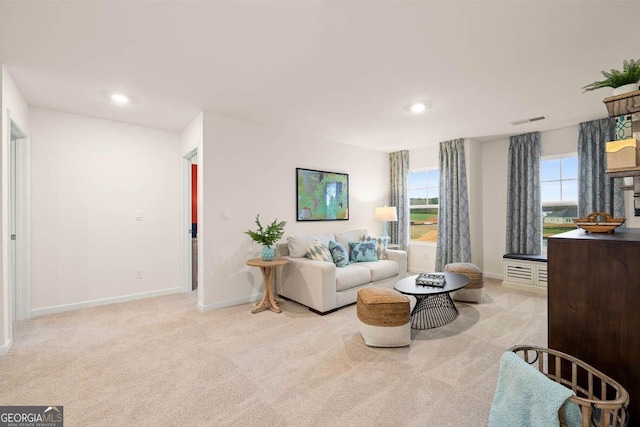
[0,1,638,152]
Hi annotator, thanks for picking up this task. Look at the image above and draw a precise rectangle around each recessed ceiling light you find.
[110,93,130,104]
[406,101,431,114]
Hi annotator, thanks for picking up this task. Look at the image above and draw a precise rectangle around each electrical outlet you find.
[136,269,143,279]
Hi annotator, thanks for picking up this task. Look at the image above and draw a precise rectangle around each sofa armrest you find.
[386,249,408,279]
[276,257,338,313]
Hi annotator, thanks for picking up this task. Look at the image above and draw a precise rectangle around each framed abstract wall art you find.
[296,168,349,221]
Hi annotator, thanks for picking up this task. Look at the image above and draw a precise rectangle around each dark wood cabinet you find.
[548,228,640,426]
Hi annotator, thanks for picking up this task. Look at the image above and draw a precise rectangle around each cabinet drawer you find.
[504,261,535,285]
[536,265,548,287]
[503,259,547,287]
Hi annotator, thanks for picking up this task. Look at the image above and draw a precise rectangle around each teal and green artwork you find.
[296,168,349,221]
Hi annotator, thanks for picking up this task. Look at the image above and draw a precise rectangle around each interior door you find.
[9,117,30,322]
[9,133,17,322]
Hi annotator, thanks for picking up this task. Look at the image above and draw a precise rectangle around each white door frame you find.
[8,115,31,321]
[181,147,198,293]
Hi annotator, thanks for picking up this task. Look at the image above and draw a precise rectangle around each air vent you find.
[511,115,547,125]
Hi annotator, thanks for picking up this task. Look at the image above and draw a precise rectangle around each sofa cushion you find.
[335,229,369,256]
[357,260,399,282]
[335,265,371,291]
[349,241,378,262]
[307,240,333,262]
[360,235,390,260]
[287,233,335,258]
[328,241,349,267]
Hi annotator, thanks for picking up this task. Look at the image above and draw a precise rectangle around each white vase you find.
[613,82,639,96]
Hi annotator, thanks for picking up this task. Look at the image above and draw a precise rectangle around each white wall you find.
[200,112,389,310]
[481,125,579,278]
[481,139,509,277]
[1,66,29,354]
[541,126,579,157]
[29,108,181,313]
[180,112,203,156]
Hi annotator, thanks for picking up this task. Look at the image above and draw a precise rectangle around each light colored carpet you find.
[0,278,547,426]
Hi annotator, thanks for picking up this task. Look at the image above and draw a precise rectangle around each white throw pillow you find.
[287,233,335,258]
[306,240,333,262]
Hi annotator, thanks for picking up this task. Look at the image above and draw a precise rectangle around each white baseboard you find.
[31,287,182,317]
[0,338,13,357]
[484,271,503,280]
[502,281,547,295]
[199,293,263,312]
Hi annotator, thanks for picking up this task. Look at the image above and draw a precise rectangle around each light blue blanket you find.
[489,351,582,427]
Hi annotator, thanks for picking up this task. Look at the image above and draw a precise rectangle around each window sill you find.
[409,241,437,247]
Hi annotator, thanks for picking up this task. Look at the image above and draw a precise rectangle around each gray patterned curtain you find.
[389,150,409,250]
[578,118,624,219]
[435,139,471,271]
[506,132,541,254]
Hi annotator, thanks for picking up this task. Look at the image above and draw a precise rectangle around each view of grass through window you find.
[541,155,578,243]
[409,169,439,242]
[409,156,577,244]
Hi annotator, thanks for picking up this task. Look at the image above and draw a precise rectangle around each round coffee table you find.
[394,273,469,329]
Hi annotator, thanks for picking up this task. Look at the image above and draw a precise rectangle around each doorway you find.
[182,148,198,293]
[8,117,30,323]
[190,161,198,290]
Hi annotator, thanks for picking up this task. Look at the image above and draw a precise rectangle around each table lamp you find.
[375,206,398,239]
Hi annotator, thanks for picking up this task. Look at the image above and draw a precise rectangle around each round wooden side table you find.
[246,257,289,314]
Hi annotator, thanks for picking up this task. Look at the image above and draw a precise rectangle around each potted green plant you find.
[583,58,640,95]
[245,214,286,261]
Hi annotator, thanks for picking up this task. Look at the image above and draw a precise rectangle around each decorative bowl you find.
[573,212,625,233]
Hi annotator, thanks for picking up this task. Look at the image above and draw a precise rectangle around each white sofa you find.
[275,229,408,314]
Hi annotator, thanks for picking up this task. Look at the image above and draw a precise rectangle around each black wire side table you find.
[394,273,469,330]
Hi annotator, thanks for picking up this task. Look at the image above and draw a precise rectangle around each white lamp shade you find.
[375,206,398,222]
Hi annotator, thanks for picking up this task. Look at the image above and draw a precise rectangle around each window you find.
[541,154,578,243]
[409,169,439,242]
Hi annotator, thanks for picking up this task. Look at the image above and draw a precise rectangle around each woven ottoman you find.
[443,262,484,303]
[356,287,415,347]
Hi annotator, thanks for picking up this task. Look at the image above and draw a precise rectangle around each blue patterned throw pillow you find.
[307,240,333,262]
[360,235,390,260]
[348,241,377,262]
[328,241,349,267]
